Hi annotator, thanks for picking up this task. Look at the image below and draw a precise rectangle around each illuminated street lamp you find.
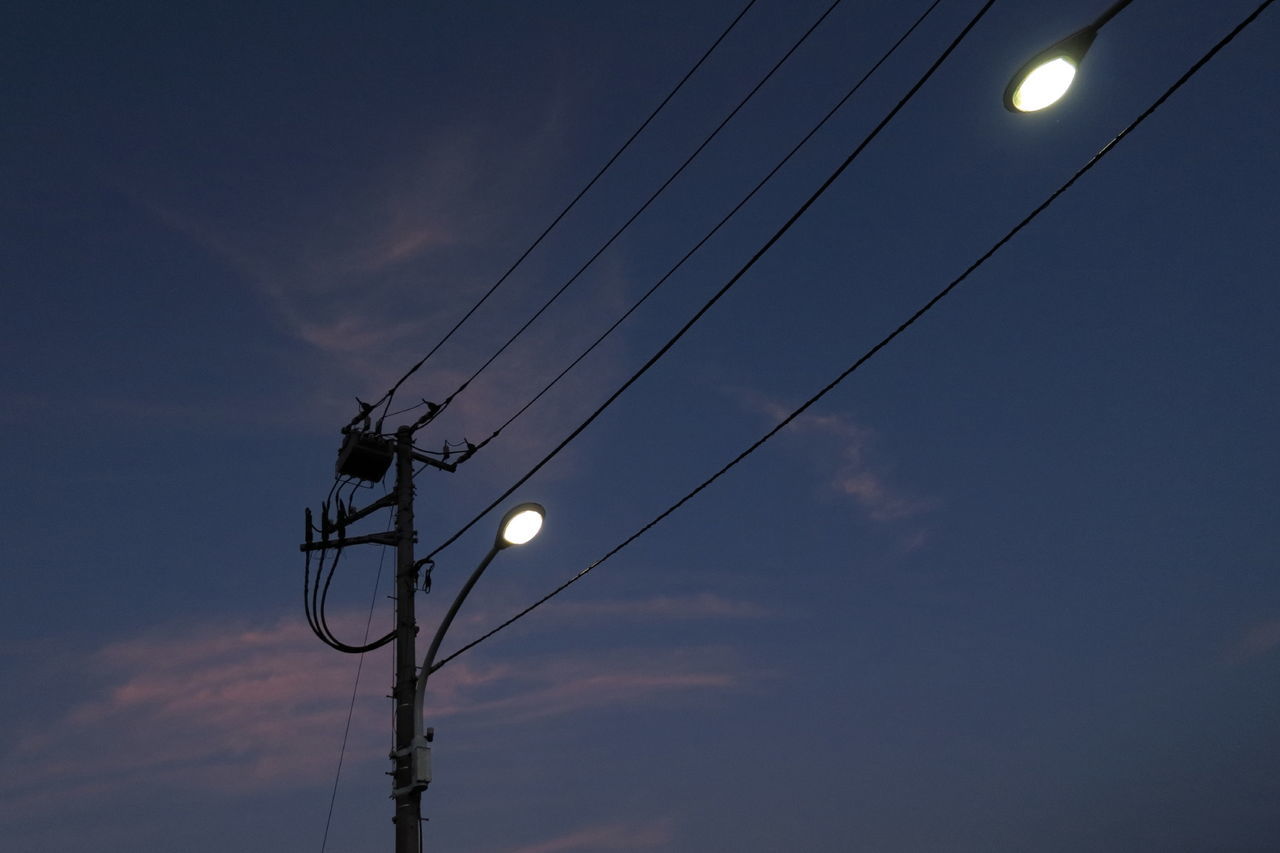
[402,502,546,808]
[496,503,544,547]
[1004,0,1135,112]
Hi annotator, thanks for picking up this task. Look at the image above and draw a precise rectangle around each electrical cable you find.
[318,539,389,853]
[418,0,849,428]
[304,475,349,645]
[467,0,947,454]
[307,480,349,641]
[310,552,393,654]
[313,548,389,653]
[420,0,1000,566]
[306,480,397,653]
[318,541,396,654]
[428,0,1277,674]
[359,0,762,428]
[304,549,327,641]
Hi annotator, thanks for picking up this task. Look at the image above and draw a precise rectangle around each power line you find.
[417,0,849,426]
[359,0,762,429]
[467,0,947,455]
[421,0,999,565]
[428,0,1277,674]
[318,540,389,853]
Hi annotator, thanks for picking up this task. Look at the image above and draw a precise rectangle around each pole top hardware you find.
[336,431,394,482]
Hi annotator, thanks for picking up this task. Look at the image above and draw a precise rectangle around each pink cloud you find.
[1226,618,1280,664]
[500,819,675,853]
[356,223,455,271]
[425,644,749,724]
[733,390,934,523]
[6,614,384,802]
[288,311,425,356]
[836,471,931,522]
[130,167,638,464]
[107,111,652,471]
[544,592,771,622]
[122,144,473,389]
[1,611,747,816]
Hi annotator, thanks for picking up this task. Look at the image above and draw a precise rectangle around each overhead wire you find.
[416,0,849,427]
[428,0,1278,674]
[360,0,763,428]
[420,0,1000,566]
[467,0,947,454]
[318,538,390,853]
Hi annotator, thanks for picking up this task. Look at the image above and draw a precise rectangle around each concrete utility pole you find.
[391,426,424,853]
[304,422,539,853]
[303,425,455,852]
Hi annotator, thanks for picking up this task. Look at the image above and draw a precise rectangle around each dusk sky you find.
[3,1,1278,851]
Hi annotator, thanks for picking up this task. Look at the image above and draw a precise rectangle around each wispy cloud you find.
[1225,617,1280,665]
[123,118,641,455]
[735,391,934,523]
[544,592,772,622]
[130,167,466,385]
[834,470,929,522]
[3,615,378,801]
[426,644,747,724]
[0,609,747,816]
[499,819,675,853]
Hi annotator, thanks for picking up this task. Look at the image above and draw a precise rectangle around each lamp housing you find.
[497,502,545,549]
[1003,25,1098,112]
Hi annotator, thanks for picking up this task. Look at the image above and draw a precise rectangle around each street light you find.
[1003,0,1135,112]
[498,503,544,547]
[402,502,546,811]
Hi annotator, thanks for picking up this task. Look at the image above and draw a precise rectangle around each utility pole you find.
[303,424,463,852]
[303,419,543,851]
[391,426,424,853]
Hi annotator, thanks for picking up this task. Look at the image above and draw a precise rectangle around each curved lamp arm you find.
[411,502,544,742]
[412,543,499,739]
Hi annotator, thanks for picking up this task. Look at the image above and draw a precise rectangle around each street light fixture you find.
[401,502,546,821]
[1003,0,1135,112]
[498,502,544,547]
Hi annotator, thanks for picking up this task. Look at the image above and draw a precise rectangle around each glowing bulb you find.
[500,507,544,546]
[1011,57,1078,112]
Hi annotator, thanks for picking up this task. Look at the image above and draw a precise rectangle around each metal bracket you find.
[299,531,397,552]
[411,450,457,473]
[389,734,432,796]
[336,491,397,527]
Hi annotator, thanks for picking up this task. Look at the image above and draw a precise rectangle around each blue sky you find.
[2,1,1278,851]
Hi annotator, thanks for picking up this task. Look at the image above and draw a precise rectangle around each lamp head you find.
[1004,25,1098,112]
[496,502,545,549]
